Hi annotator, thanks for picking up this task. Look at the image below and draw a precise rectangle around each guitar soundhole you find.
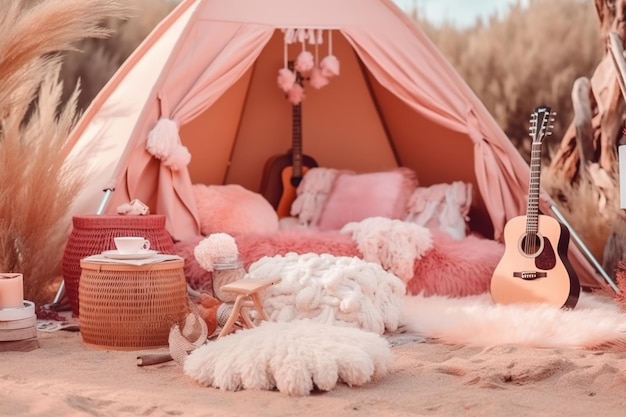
[518,234,557,269]
[520,233,542,256]
[290,176,303,187]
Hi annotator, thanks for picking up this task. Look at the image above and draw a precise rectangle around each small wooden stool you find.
[217,276,281,338]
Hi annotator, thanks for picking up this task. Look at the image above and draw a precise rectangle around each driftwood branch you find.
[609,32,626,98]
[572,77,595,169]
[136,353,173,367]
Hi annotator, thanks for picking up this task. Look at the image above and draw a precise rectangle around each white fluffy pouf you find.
[183,319,393,396]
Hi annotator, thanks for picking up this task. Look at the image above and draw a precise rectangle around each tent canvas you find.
[64,0,607,289]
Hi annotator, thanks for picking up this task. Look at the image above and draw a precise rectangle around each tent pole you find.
[50,187,116,308]
[550,204,620,293]
[95,188,115,216]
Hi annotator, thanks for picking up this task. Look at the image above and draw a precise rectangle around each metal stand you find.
[551,204,620,293]
[50,188,115,310]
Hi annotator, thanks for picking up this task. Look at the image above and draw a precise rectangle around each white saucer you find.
[101,250,158,260]
[0,300,35,321]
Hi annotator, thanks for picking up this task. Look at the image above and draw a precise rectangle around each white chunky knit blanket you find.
[248,252,406,335]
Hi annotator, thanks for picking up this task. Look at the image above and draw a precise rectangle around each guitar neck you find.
[291,100,303,178]
[526,141,541,234]
[525,106,554,235]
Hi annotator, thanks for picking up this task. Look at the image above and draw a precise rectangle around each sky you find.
[392,0,529,28]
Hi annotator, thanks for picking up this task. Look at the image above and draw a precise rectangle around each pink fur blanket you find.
[174,229,504,298]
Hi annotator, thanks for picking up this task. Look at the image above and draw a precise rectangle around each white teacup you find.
[114,237,151,254]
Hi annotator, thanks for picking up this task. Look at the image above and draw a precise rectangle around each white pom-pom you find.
[320,55,340,78]
[294,50,315,75]
[146,118,179,159]
[287,83,305,105]
[309,67,329,89]
[277,68,296,93]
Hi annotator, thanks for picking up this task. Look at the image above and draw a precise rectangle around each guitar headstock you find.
[529,105,556,145]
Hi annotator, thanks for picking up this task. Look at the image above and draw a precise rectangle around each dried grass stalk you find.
[541,168,612,262]
[0,0,129,304]
[614,263,626,308]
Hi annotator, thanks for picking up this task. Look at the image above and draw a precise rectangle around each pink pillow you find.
[317,168,417,230]
[192,184,279,235]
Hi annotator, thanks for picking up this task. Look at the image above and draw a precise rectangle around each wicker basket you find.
[78,259,187,350]
[62,215,175,317]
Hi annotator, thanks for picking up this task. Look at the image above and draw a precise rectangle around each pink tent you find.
[64,0,610,289]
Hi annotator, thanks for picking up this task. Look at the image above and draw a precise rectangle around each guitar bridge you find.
[513,271,547,280]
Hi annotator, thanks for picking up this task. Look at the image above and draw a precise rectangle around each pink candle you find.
[0,273,24,309]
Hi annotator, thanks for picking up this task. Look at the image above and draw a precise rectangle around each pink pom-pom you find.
[162,144,191,171]
[320,55,340,78]
[309,67,329,89]
[287,83,305,105]
[277,68,296,93]
[294,50,315,75]
[194,233,239,272]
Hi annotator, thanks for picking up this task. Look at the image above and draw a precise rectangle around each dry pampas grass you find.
[0,0,129,304]
[60,0,176,110]
[540,167,612,262]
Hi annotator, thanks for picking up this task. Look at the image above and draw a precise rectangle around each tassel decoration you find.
[163,145,191,171]
[147,118,179,159]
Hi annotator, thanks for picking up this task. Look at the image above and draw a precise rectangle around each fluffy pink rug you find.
[408,231,504,297]
[174,228,504,298]
[236,229,360,268]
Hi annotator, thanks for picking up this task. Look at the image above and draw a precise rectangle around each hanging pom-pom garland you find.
[277,28,340,101]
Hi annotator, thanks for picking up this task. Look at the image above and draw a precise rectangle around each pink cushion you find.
[317,168,417,231]
[192,184,279,235]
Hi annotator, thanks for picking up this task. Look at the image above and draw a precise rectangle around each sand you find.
[1,329,626,417]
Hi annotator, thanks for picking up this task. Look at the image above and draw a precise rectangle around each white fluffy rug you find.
[401,292,626,348]
[183,319,392,396]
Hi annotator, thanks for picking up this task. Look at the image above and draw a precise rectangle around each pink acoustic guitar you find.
[490,106,580,308]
